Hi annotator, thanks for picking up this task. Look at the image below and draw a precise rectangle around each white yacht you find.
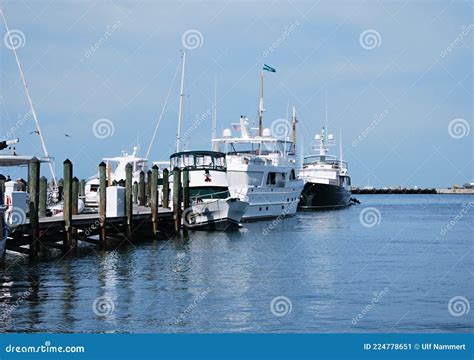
[212,116,304,221]
[169,150,248,230]
[298,127,352,209]
[84,146,148,206]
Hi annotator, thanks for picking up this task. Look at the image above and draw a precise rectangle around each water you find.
[1,195,472,333]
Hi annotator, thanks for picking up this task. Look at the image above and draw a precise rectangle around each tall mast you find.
[212,76,217,140]
[325,89,328,134]
[291,105,297,153]
[258,71,264,137]
[1,9,57,189]
[176,51,186,153]
[339,129,343,167]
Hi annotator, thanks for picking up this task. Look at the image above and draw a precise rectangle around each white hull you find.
[230,185,302,220]
[183,197,248,230]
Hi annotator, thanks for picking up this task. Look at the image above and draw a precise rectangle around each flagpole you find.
[258,70,264,137]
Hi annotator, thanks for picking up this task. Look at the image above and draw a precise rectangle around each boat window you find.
[289,169,296,180]
[266,172,276,185]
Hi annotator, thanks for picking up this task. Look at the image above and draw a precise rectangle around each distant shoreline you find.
[352,188,474,195]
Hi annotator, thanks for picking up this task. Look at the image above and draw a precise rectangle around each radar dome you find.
[315,134,321,140]
[327,134,334,140]
[223,129,232,137]
[262,128,271,137]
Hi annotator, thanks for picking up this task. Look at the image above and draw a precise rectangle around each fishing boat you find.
[298,127,352,209]
[169,150,248,230]
[211,65,304,220]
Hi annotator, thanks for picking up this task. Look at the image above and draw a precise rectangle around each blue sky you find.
[0,0,472,187]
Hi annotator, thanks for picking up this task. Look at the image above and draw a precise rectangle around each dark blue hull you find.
[298,182,351,210]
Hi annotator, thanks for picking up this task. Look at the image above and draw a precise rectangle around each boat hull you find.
[298,182,351,210]
[183,197,248,231]
[230,185,303,221]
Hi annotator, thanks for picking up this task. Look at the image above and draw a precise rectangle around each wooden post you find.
[39,176,47,217]
[133,181,138,204]
[0,179,5,205]
[146,170,152,206]
[162,168,169,208]
[138,171,145,206]
[57,178,64,202]
[98,162,107,249]
[125,163,133,239]
[28,157,40,258]
[182,168,190,234]
[79,179,86,197]
[63,159,73,252]
[172,167,181,233]
[150,165,158,235]
[72,177,79,215]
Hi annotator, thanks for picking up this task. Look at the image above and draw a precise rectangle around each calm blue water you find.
[0,195,472,333]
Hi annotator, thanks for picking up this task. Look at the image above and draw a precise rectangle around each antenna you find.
[292,105,297,153]
[339,129,343,168]
[212,76,217,140]
[325,89,328,134]
[146,57,181,159]
[176,51,186,153]
[1,9,57,189]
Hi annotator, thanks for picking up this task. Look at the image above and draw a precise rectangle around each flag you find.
[263,64,276,73]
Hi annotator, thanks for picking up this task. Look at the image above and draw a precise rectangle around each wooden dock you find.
[0,158,189,261]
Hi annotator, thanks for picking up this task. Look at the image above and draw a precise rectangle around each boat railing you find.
[191,190,230,203]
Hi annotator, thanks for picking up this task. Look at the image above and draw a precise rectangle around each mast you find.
[176,51,186,153]
[258,71,264,137]
[212,77,217,140]
[339,129,343,168]
[325,89,328,135]
[1,9,58,189]
[146,57,181,159]
[291,105,297,153]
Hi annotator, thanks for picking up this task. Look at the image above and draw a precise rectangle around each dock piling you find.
[146,170,152,206]
[79,179,86,197]
[125,163,133,238]
[98,162,107,249]
[63,159,74,252]
[138,171,145,206]
[28,157,40,258]
[172,167,181,233]
[39,176,47,217]
[133,181,138,204]
[72,177,79,215]
[150,165,158,235]
[182,168,190,234]
[162,168,169,208]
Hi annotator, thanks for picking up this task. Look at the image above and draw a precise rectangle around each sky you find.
[0,0,472,187]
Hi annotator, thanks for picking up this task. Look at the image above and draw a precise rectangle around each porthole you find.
[259,207,262,211]
[266,206,269,211]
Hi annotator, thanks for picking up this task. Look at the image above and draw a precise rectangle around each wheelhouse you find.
[170,151,226,171]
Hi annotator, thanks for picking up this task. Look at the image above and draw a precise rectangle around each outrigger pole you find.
[1,9,58,190]
[258,71,264,137]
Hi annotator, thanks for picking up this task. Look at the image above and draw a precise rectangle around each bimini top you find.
[0,155,49,167]
[170,150,226,171]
